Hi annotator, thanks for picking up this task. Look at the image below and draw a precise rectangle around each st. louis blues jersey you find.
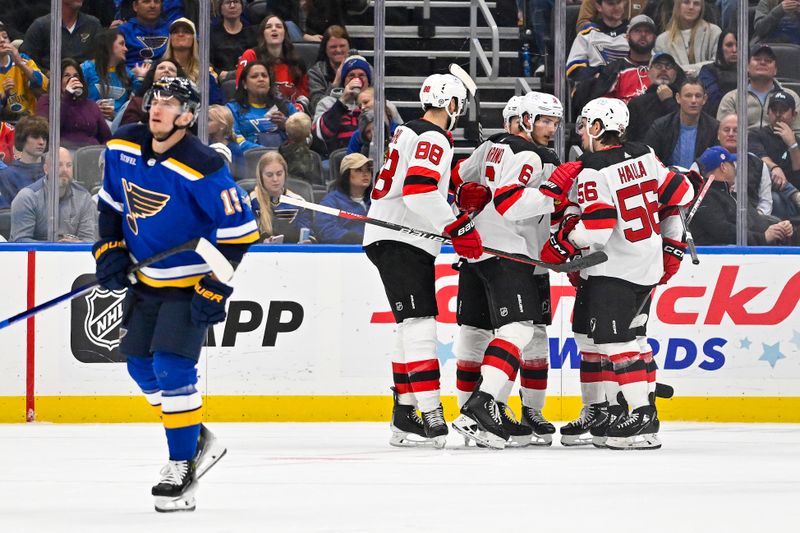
[363,119,457,256]
[568,142,694,285]
[456,133,560,266]
[98,124,260,289]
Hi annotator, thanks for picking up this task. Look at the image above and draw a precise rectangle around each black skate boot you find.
[194,424,227,479]
[606,404,661,450]
[459,389,509,449]
[590,402,626,448]
[421,404,448,449]
[389,387,432,448]
[152,460,197,513]
[560,402,608,446]
[497,402,533,447]
[519,398,555,446]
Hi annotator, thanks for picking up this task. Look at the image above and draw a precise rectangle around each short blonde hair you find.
[285,112,311,143]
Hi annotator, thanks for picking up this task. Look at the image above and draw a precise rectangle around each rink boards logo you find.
[70,274,126,363]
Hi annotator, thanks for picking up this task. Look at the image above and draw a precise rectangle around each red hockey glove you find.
[455,182,492,214]
[445,212,483,259]
[539,161,582,201]
[540,215,580,265]
[659,238,687,285]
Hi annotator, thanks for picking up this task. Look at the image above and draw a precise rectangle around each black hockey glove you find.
[191,275,234,327]
[93,238,133,291]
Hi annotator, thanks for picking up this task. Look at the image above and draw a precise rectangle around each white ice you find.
[1,422,798,532]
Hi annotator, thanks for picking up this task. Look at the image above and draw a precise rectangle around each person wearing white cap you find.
[313,152,373,243]
[162,17,224,104]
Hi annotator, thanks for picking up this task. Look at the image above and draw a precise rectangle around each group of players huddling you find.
[364,73,698,453]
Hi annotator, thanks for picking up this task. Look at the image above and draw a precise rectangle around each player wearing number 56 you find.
[94,77,259,512]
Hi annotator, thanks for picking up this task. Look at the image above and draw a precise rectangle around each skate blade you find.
[507,434,533,447]
[530,433,553,447]
[452,421,506,450]
[389,429,440,448]
[154,482,198,513]
[606,434,662,450]
[591,436,608,449]
[195,443,227,479]
[560,434,594,447]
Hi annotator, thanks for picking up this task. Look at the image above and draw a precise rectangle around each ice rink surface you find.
[1,422,798,533]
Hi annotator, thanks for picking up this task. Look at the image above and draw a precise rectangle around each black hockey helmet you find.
[143,76,201,126]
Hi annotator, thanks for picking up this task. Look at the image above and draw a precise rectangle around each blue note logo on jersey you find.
[122,178,170,235]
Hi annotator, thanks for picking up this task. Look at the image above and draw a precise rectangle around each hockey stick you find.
[449,63,482,142]
[279,195,607,273]
[0,237,233,331]
[628,174,716,328]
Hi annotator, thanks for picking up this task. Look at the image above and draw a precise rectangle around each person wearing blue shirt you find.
[118,0,173,67]
[315,152,373,243]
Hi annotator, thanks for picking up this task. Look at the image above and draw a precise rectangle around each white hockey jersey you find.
[455,133,560,266]
[569,142,694,285]
[363,119,457,256]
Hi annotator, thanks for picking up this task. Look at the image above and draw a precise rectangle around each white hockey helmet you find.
[502,95,523,122]
[419,73,468,130]
[578,97,629,135]
[518,92,564,133]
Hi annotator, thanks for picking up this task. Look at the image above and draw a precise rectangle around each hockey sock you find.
[520,359,548,410]
[153,352,202,461]
[391,323,414,406]
[607,347,649,410]
[126,354,162,417]
[400,317,440,412]
[454,326,491,407]
[601,355,621,406]
[498,380,514,405]
[480,323,530,399]
[456,360,481,407]
[574,333,604,405]
[638,337,657,395]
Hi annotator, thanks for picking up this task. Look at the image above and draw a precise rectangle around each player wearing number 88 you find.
[549,97,695,450]
[363,73,480,448]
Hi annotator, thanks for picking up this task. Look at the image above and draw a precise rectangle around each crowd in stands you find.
[0,0,797,246]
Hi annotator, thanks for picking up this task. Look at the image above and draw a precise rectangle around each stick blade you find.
[195,238,234,283]
[550,251,608,273]
[448,63,477,97]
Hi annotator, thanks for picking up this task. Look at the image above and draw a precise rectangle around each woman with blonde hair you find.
[250,151,314,243]
[163,18,224,104]
[654,0,721,75]
[208,104,259,178]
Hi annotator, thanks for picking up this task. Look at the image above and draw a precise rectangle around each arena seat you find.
[73,145,106,193]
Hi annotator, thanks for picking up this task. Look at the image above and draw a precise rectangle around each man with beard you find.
[572,14,657,115]
[626,53,686,141]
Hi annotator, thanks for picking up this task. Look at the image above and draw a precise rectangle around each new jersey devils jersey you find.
[569,142,694,285]
[363,119,457,256]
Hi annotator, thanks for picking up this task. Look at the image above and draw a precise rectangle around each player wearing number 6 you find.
[542,97,695,450]
[363,73,481,448]
[95,77,260,510]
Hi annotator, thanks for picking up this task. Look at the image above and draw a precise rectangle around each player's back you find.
[364,119,455,256]
[576,142,668,285]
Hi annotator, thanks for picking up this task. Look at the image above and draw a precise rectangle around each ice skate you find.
[421,404,448,449]
[452,413,484,447]
[459,389,508,450]
[520,403,555,446]
[606,405,661,450]
[194,424,227,479]
[497,402,533,447]
[590,403,626,448]
[152,460,198,513]
[560,402,608,446]
[388,387,438,448]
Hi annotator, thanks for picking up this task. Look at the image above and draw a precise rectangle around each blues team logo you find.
[70,274,126,363]
[122,178,170,234]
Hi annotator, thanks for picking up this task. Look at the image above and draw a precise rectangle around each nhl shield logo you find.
[84,288,125,350]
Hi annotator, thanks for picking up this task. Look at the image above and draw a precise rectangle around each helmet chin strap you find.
[586,125,605,153]
[152,110,191,142]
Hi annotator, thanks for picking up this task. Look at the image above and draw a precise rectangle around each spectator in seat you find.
[115,0,185,23]
[227,61,298,149]
[119,57,185,126]
[211,0,256,82]
[10,147,97,242]
[36,58,111,149]
[236,13,310,109]
[81,29,150,128]
[689,145,796,245]
[572,14,656,113]
[698,28,736,116]
[250,151,314,243]
[0,121,13,165]
[314,152,373,244]
[576,0,651,32]
[626,52,686,141]
[717,44,800,133]
[313,55,371,155]
[208,104,256,179]
[644,76,719,167]
[566,0,630,81]
[752,0,800,45]
[21,0,103,68]
[749,91,800,218]
[0,115,47,208]
[345,87,400,155]
[118,0,172,68]
[307,25,351,113]
[279,112,321,185]
[654,0,721,75]
[162,17,223,105]
[0,24,49,123]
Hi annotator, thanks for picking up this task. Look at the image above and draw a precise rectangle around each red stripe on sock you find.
[406,359,439,373]
[617,369,648,385]
[609,351,639,364]
[483,354,517,380]
[520,378,547,390]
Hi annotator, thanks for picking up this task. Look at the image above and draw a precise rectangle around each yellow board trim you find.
[3,396,799,424]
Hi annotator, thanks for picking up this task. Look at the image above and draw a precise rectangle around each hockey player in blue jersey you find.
[94,77,260,512]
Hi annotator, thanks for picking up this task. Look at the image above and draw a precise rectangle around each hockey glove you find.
[191,275,234,327]
[567,270,581,288]
[92,238,133,291]
[455,182,492,215]
[659,238,687,285]
[539,161,582,201]
[539,215,580,265]
[445,212,483,259]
